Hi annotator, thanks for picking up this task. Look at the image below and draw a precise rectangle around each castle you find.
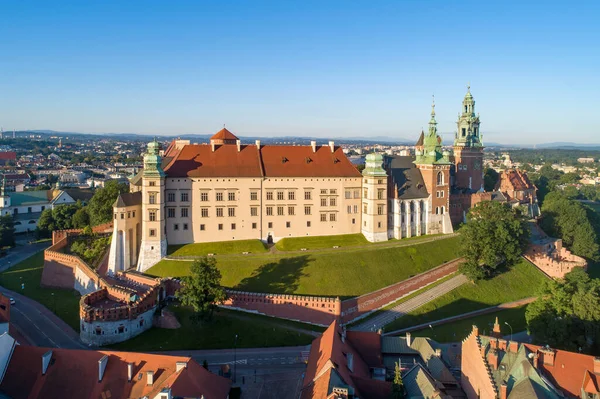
[108,88,491,273]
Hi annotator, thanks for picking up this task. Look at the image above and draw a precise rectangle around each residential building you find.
[0,341,231,399]
[461,322,600,398]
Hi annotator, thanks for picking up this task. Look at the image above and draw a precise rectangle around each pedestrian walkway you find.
[350,274,468,332]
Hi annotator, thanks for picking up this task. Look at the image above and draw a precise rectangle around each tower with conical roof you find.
[453,85,484,191]
[414,97,452,222]
[361,153,388,242]
[137,138,167,272]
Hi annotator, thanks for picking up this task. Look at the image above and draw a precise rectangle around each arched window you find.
[437,172,444,186]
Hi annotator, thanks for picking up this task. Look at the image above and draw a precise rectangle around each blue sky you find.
[1,1,599,144]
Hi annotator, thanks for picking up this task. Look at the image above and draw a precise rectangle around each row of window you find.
[115,210,137,220]
[149,189,364,204]
[436,190,445,198]
[362,203,386,215]
[362,188,386,200]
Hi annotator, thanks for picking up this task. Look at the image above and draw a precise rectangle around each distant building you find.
[0,152,16,166]
[578,157,595,163]
[495,169,540,217]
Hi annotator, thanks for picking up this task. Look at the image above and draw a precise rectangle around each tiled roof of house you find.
[163,143,263,177]
[0,345,231,399]
[259,145,361,178]
[5,191,54,206]
[402,364,442,399]
[162,134,361,179]
[0,152,16,161]
[211,128,239,142]
[301,320,389,399]
[523,342,600,398]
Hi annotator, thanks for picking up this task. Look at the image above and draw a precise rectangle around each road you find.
[351,274,468,332]
[0,286,86,349]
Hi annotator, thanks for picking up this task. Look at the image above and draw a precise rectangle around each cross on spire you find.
[431,95,436,116]
[467,82,470,92]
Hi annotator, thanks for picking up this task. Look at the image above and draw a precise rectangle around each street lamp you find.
[504,322,513,341]
[51,292,55,313]
[233,334,238,384]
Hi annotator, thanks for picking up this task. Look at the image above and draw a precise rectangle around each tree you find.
[175,257,227,321]
[540,191,600,261]
[36,203,82,238]
[526,268,600,354]
[0,215,15,248]
[391,362,405,399]
[483,167,499,192]
[72,207,90,228]
[459,201,529,281]
[87,180,129,226]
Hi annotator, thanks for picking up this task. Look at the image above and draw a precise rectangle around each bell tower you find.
[137,139,167,272]
[453,85,484,192]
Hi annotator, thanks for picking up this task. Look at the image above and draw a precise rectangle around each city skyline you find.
[1,1,599,144]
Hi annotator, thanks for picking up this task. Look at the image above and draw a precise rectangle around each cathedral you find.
[107,88,488,273]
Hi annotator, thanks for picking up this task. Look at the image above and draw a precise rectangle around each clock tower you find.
[453,85,484,192]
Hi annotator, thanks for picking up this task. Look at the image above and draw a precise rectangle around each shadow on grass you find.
[235,255,311,294]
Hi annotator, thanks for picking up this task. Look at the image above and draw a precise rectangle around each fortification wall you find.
[80,305,155,346]
[222,290,341,326]
[340,259,462,324]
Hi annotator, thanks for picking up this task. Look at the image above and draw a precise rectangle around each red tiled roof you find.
[163,143,361,179]
[301,320,381,399]
[0,152,16,161]
[0,345,231,399]
[163,144,262,177]
[346,331,384,368]
[211,128,239,142]
[523,343,600,397]
[260,145,361,178]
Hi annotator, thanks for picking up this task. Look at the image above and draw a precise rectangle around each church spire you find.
[455,85,482,147]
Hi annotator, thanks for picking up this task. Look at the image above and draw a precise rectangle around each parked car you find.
[9,298,15,305]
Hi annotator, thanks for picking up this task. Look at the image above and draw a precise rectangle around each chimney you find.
[488,349,499,370]
[127,362,134,382]
[255,140,261,149]
[147,370,154,386]
[329,141,335,152]
[472,325,479,337]
[42,350,53,375]
[490,338,498,349]
[533,352,539,369]
[406,332,412,347]
[498,339,507,351]
[434,348,442,358]
[540,347,555,366]
[211,142,215,152]
[98,355,108,382]
[500,382,508,399]
[509,340,519,353]
[492,317,501,338]
[236,139,241,152]
[594,357,600,374]
[176,361,187,372]
[311,141,317,153]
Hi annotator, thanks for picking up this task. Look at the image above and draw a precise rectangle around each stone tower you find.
[136,139,167,272]
[453,85,484,191]
[414,98,453,234]
[361,153,388,242]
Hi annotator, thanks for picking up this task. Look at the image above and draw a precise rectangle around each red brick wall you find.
[418,165,451,215]
[223,291,341,326]
[453,147,484,191]
[340,259,461,324]
[449,192,492,225]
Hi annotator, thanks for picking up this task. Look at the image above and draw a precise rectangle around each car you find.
[9,298,15,305]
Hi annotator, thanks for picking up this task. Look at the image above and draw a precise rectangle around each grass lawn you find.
[409,306,528,343]
[109,305,315,351]
[167,239,268,256]
[383,259,547,332]
[0,252,81,331]
[148,236,461,297]
[275,234,369,251]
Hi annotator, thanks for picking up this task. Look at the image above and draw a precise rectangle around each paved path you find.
[351,274,468,332]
